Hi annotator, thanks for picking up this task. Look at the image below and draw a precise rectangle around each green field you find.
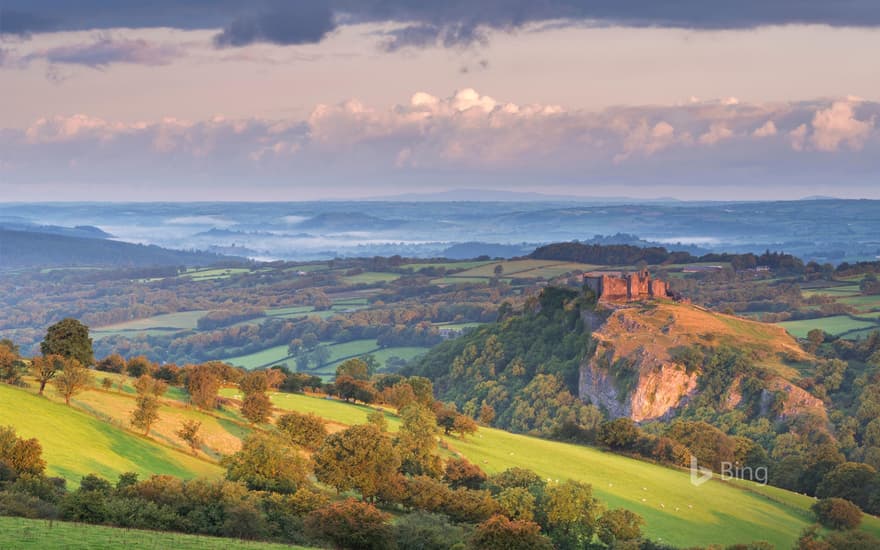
[181,267,251,281]
[777,315,879,338]
[223,344,293,369]
[342,271,401,284]
[242,391,880,548]
[0,384,221,483]
[403,260,493,271]
[92,310,209,337]
[222,339,428,372]
[0,517,312,549]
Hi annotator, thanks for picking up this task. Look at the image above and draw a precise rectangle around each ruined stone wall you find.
[601,276,629,301]
[649,279,668,298]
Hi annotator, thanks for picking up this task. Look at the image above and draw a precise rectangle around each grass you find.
[403,260,493,271]
[777,315,879,338]
[223,345,293,370]
[180,267,251,281]
[92,310,209,338]
[0,384,221,484]
[342,272,401,284]
[0,517,312,549]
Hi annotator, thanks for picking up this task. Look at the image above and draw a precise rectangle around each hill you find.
[581,300,820,421]
[0,383,221,482]
[0,228,238,269]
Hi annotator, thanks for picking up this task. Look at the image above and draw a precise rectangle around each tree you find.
[336,358,370,380]
[597,508,644,546]
[479,403,496,425]
[222,432,309,493]
[396,403,443,478]
[239,371,269,396]
[31,354,65,395]
[497,487,536,521]
[125,356,155,378]
[0,342,25,386]
[597,418,640,451]
[367,409,388,431]
[130,395,160,435]
[806,329,826,352]
[313,424,400,501]
[176,420,203,454]
[41,318,94,366]
[96,353,126,373]
[0,425,46,479]
[53,360,92,405]
[444,457,487,490]
[470,515,553,550]
[812,498,862,530]
[304,499,394,550]
[240,392,273,424]
[395,512,467,550]
[186,364,221,409]
[277,411,327,450]
[133,375,167,397]
[542,479,601,548]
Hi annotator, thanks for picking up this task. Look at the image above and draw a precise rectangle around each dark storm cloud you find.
[4,1,880,48]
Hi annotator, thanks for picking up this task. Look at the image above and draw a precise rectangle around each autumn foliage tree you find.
[277,411,327,451]
[223,432,310,494]
[176,419,203,454]
[0,425,46,480]
[304,498,394,550]
[186,364,221,409]
[53,359,92,405]
[313,424,400,502]
[470,514,553,550]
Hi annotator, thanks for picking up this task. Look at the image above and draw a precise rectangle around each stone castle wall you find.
[585,269,668,302]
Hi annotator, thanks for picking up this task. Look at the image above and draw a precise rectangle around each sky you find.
[1,1,879,201]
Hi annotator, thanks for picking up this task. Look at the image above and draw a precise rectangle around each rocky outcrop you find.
[580,342,698,421]
[578,301,823,423]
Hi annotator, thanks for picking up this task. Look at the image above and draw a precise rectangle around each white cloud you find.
[2,90,878,195]
[753,120,777,137]
[810,100,874,151]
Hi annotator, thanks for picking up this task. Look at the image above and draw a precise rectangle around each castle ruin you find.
[583,269,669,302]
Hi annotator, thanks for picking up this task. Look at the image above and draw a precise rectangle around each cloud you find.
[4,1,880,49]
[753,120,777,137]
[810,100,874,151]
[213,3,336,47]
[23,36,184,68]
[2,91,878,195]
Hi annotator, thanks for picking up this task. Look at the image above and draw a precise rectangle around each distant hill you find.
[0,228,239,269]
[442,241,534,259]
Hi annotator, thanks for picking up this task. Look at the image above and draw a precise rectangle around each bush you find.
[597,418,640,451]
[395,512,468,550]
[812,497,862,530]
[470,514,554,550]
[304,498,394,550]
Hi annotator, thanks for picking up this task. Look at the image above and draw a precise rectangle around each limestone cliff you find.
[579,301,821,422]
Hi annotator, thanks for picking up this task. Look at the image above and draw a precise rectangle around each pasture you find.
[0,517,311,550]
[0,384,221,483]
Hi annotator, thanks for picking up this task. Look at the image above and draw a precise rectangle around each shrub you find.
[304,498,394,550]
[812,497,862,530]
[470,514,553,550]
[395,512,468,550]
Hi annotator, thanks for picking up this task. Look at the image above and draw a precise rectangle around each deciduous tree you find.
[41,318,94,366]
[53,360,92,405]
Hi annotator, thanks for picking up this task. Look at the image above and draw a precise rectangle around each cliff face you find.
[579,301,821,422]
[580,340,699,422]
